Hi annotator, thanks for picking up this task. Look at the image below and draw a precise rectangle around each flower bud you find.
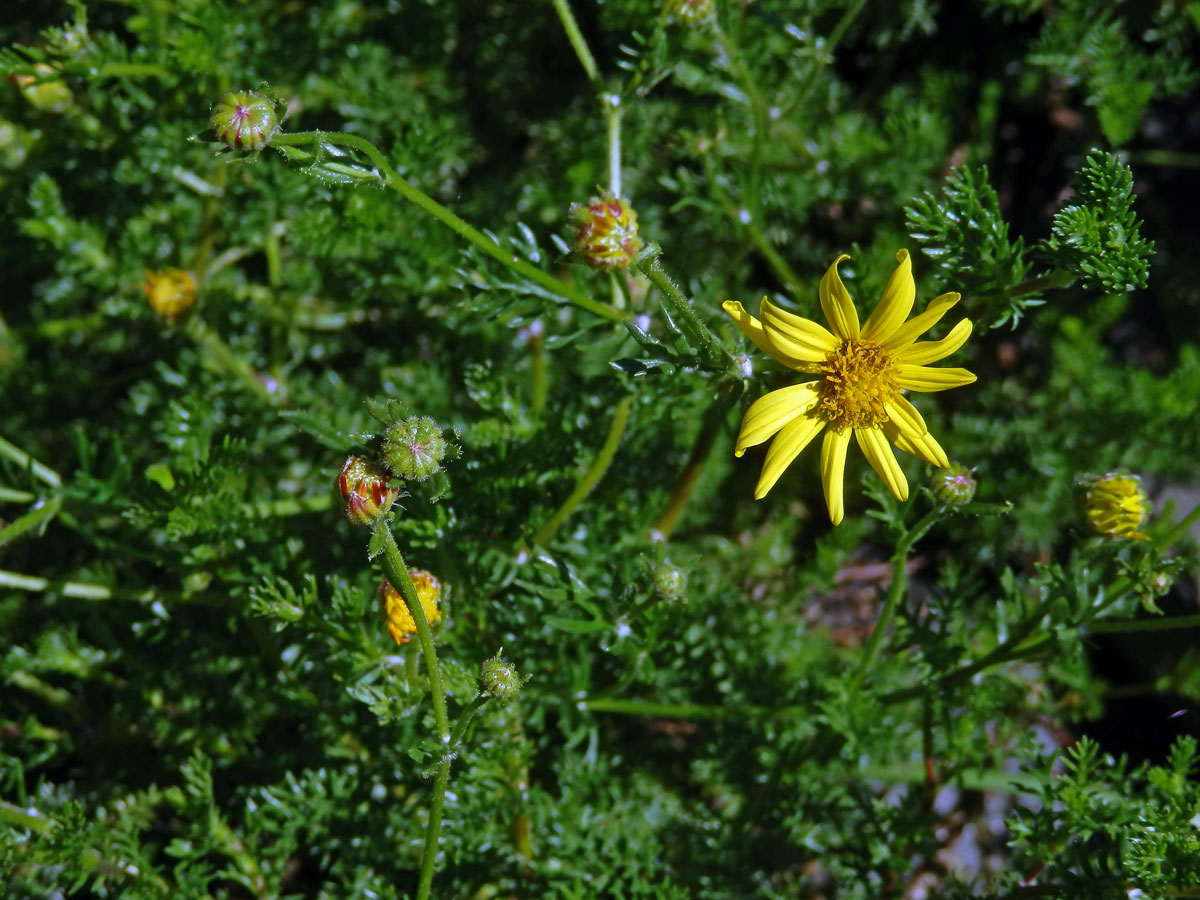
[480,653,524,703]
[336,456,398,525]
[10,64,73,113]
[210,90,280,151]
[1082,472,1149,540]
[141,268,197,320]
[932,464,977,506]
[570,195,642,270]
[665,0,716,25]
[382,416,448,481]
[653,561,686,600]
[380,570,442,644]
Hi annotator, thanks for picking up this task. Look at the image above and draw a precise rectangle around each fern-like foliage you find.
[906,165,1034,329]
[1042,150,1154,294]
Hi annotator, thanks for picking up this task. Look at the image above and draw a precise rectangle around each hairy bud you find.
[211,90,280,151]
[383,416,448,481]
[570,195,642,270]
[336,456,398,525]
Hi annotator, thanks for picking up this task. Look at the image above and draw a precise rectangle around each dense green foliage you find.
[3,1,1200,898]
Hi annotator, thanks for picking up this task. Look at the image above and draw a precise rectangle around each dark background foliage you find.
[3,1,1200,897]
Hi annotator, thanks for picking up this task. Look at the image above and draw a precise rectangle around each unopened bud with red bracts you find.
[336,456,398,525]
[210,90,280,151]
[570,194,642,270]
[379,570,442,644]
[142,268,197,320]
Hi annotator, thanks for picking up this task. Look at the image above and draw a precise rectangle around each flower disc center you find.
[818,339,897,429]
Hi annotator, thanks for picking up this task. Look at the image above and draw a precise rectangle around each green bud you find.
[383,416,448,481]
[210,90,280,151]
[480,653,524,704]
[931,464,977,506]
[653,561,687,600]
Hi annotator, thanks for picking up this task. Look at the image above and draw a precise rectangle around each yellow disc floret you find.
[817,339,898,430]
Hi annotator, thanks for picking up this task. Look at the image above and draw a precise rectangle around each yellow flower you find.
[724,250,976,524]
[380,570,442,644]
[1083,473,1149,540]
[142,268,197,320]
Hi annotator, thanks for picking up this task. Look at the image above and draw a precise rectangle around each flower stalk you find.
[375,523,450,900]
[269,131,626,324]
[633,250,738,374]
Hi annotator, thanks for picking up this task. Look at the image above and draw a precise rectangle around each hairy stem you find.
[376,524,450,900]
[271,131,625,324]
[634,252,737,374]
[529,394,634,549]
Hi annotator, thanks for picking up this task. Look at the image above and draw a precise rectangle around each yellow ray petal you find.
[723,299,807,369]
[856,426,909,501]
[819,254,860,341]
[895,364,977,392]
[882,291,961,350]
[757,298,840,363]
[884,421,949,468]
[897,318,973,366]
[820,428,850,525]
[883,394,928,440]
[754,414,826,499]
[861,249,915,343]
[735,383,820,457]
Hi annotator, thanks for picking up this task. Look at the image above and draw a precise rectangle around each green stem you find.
[375,523,450,900]
[0,568,228,606]
[1087,614,1200,634]
[634,252,736,373]
[712,22,769,204]
[0,435,62,489]
[184,317,280,403]
[651,384,737,540]
[847,508,941,693]
[0,487,36,504]
[0,799,55,835]
[551,0,601,86]
[529,395,633,548]
[376,526,448,739]
[702,162,804,294]
[0,496,63,549]
[606,96,623,197]
[529,321,548,416]
[1006,268,1076,298]
[1155,498,1200,551]
[271,131,625,324]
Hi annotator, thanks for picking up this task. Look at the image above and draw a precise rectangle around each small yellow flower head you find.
[210,90,280,151]
[383,416,448,481]
[379,570,442,644]
[480,652,524,703]
[335,456,398,526]
[1083,473,1149,540]
[665,0,716,25]
[724,250,976,524]
[9,64,73,113]
[932,464,977,506]
[141,269,197,320]
[570,195,642,270]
